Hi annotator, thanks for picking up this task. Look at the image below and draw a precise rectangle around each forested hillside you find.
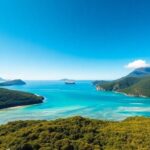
[0,116,150,150]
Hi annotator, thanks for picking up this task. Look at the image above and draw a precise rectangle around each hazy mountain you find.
[127,67,150,78]
[0,77,5,82]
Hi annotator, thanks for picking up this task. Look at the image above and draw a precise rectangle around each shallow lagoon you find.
[0,80,150,124]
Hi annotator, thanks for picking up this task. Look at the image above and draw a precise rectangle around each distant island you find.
[0,116,150,149]
[0,79,26,86]
[0,88,44,109]
[95,67,150,97]
[61,79,76,84]
[65,80,76,84]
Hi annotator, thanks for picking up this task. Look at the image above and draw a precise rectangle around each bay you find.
[0,80,150,124]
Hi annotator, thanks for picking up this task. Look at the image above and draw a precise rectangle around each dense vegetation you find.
[121,76,150,97]
[0,88,44,109]
[95,67,150,97]
[0,79,26,86]
[96,77,141,90]
[96,76,150,97]
[0,116,150,150]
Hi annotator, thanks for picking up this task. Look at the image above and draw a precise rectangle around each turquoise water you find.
[1,80,150,124]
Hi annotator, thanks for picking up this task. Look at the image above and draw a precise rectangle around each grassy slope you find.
[97,77,141,90]
[120,76,150,97]
[0,116,150,150]
[0,88,44,109]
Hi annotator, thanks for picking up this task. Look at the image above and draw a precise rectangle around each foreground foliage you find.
[0,116,150,150]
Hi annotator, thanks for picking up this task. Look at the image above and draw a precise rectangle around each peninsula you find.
[95,67,150,97]
[0,88,44,109]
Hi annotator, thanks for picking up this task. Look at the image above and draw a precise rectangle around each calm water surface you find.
[0,80,150,124]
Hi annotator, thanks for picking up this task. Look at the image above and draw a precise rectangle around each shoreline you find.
[114,91,148,98]
[0,96,46,111]
[96,87,148,98]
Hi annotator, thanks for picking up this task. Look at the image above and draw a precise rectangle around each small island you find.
[61,79,76,84]
[0,88,44,109]
[0,79,26,86]
[65,80,76,84]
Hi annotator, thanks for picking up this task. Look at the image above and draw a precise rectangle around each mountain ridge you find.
[127,67,150,78]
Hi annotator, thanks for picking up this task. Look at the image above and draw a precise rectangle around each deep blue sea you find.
[1,80,150,124]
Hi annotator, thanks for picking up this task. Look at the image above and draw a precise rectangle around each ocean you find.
[0,80,150,124]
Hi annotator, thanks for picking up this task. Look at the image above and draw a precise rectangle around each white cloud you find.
[125,59,150,69]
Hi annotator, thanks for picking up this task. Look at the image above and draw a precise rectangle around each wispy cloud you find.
[125,59,150,69]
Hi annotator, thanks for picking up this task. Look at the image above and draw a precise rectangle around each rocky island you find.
[0,88,44,109]
[0,79,26,86]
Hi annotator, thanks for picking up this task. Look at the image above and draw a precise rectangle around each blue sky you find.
[0,0,150,80]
